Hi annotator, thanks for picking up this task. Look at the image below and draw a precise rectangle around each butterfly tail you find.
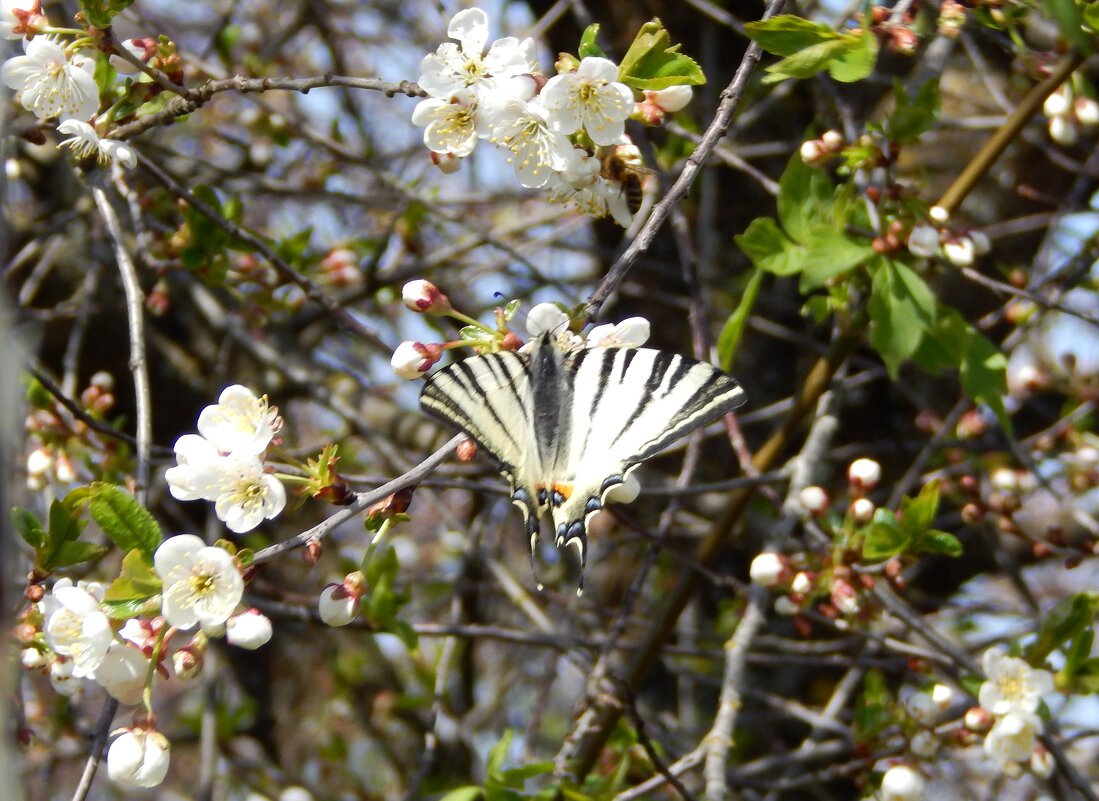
[526,515,544,592]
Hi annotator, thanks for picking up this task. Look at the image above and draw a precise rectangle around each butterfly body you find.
[420,333,746,592]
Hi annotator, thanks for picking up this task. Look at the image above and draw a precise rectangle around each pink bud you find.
[430,151,463,174]
[401,279,451,314]
[391,341,442,380]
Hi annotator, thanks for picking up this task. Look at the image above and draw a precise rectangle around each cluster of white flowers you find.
[0,12,147,169]
[907,222,990,267]
[1044,82,1099,146]
[975,647,1055,777]
[24,533,274,787]
[165,385,287,533]
[411,9,691,228]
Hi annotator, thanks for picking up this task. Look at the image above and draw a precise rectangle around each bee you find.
[598,145,656,218]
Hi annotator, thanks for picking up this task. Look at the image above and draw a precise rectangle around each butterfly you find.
[420,333,746,594]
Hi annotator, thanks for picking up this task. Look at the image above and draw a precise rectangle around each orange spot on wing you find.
[553,482,573,500]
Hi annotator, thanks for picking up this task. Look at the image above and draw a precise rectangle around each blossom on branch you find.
[540,56,635,146]
[154,534,244,631]
[197,385,281,456]
[43,584,112,678]
[56,120,137,169]
[418,8,536,101]
[1,37,99,121]
[107,728,171,789]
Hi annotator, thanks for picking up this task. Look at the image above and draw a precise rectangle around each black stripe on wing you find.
[419,350,532,472]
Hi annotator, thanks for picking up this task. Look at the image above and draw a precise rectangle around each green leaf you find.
[826,28,878,83]
[854,669,893,741]
[912,306,967,372]
[777,154,833,242]
[798,227,875,290]
[861,509,910,561]
[13,507,44,549]
[1072,657,1099,693]
[888,80,941,143]
[717,268,764,371]
[52,540,110,568]
[959,329,1009,428]
[1045,0,1093,54]
[103,549,163,618]
[79,0,135,28]
[917,529,963,557]
[485,731,513,778]
[502,298,521,321]
[84,482,162,558]
[1027,593,1099,663]
[869,260,936,378]
[762,38,849,83]
[899,479,940,534]
[1086,2,1099,32]
[618,19,705,90]
[735,217,806,276]
[578,24,605,59]
[744,15,840,56]
[438,789,485,801]
[37,499,87,571]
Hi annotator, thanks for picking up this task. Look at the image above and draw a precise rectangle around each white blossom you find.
[411,90,480,157]
[56,120,137,169]
[544,147,633,227]
[791,571,813,595]
[905,692,937,725]
[418,8,536,101]
[910,730,938,758]
[850,497,875,522]
[318,584,359,627]
[154,534,244,630]
[21,647,47,669]
[749,552,786,588]
[1030,746,1054,778]
[226,609,273,650]
[983,711,1041,770]
[107,728,171,789]
[931,683,956,709]
[943,237,975,267]
[108,38,151,75]
[197,385,281,456]
[586,317,650,349]
[482,99,572,188]
[168,445,286,533]
[979,647,1053,716]
[1,38,99,121]
[96,645,148,705]
[1,0,38,40]
[44,585,112,678]
[879,765,925,801]
[541,57,635,146]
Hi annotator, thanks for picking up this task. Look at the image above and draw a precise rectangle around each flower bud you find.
[774,595,800,615]
[850,497,875,523]
[929,206,950,223]
[798,485,830,515]
[1049,114,1078,145]
[791,571,813,595]
[847,457,882,491]
[26,447,52,477]
[649,85,693,113]
[107,727,171,789]
[907,223,940,258]
[1044,86,1072,118]
[943,237,975,267]
[831,578,859,615]
[402,279,451,314]
[1075,97,1099,126]
[391,341,441,380]
[969,230,991,255]
[931,683,956,709]
[821,129,844,151]
[905,692,937,724]
[54,452,76,483]
[172,647,202,679]
[21,647,48,669]
[456,437,478,462]
[319,583,360,627]
[799,139,826,165]
[1030,746,1054,778]
[749,552,787,588]
[430,151,463,173]
[911,729,938,757]
[964,705,992,732]
[880,764,925,801]
[226,609,273,650]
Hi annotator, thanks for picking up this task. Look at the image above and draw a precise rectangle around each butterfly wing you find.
[549,346,747,578]
[419,349,549,580]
